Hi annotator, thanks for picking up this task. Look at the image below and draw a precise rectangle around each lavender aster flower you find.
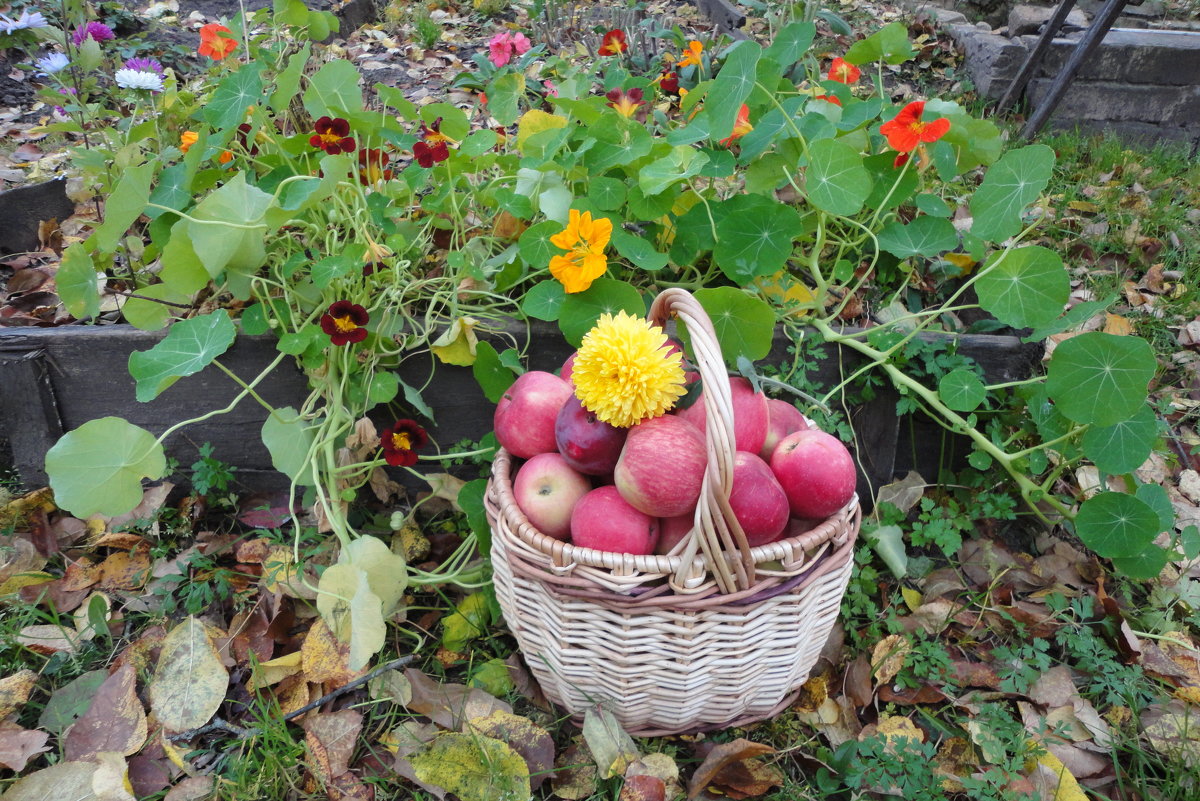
[114,68,163,92]
[123,56,163,76]
[35,53,70,74]
[71,21,115,45]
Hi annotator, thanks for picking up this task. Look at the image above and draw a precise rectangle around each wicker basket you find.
[486,288,860,736]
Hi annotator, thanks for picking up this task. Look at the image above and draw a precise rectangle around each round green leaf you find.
[704,40,761,142]
[122,284,191,331]
[128,310,238,402]
[518,220,562,271]
[1081,404,1156,475]
[521,280,565,321]
[1045,332,1155,426]
[205,62,265,131]
[806,138,872,216]
[611,229,669,272]
[938,368,986,412]
[692,286,776,366]
[588,177,627,211]
[472,341,517,403]
[366,372,399,405]
[57,243,101,321]
[1110,544,1169,580]
[262,407,319,485]
[877,216,959,259]
[1075,491,1159,559]
[302,59,362,119]
[1135,483,1174,533]
[969,144,1055,243]
[712,194,804,283]
[557,278,644,347]
[975,245,1069,329]
[45,417,167,518]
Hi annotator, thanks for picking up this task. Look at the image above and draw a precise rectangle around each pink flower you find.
[512,32,531,55]
[543,80,558,97]
[489,32,514,68]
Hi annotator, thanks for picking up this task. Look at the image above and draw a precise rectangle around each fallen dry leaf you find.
[0,669,39,718]
[871,634,911,686]
[466,709,555,790]
[687,739,774,799]
[149,617,229,733]
[64,663,147,761]
[304,708,363,784]
[302,619,366,688]
[0,725,51,771]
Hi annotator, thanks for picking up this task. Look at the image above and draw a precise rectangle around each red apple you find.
[614,415,707,517]
[674,376,768,454]
[513,453,591,540]
[760,398,810,460]
[570,486,660,555]
[555,395,627,475]
[786,517,825,539]
[560,351,578,384]
[770,430,856,519]
[729,451,790,547]
[656,510,696,555]
[494,371,573,459]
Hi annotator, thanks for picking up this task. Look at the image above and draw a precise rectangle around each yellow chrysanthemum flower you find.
[549,209,612,294]
[572,311,687,428]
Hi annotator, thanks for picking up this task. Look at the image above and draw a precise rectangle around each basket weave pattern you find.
[487,289,861,735]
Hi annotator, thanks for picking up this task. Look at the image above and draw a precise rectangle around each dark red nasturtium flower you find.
[309,116,356,155]
[357,148,393,185]
[598,29,627,56]
[320,300,369,345]
[413,117,452,168]
[380,419,429,467]
[658,70,680,95]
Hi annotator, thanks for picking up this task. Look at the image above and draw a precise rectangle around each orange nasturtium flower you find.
[678,40,703,68]
[719,104,752,147]
[198,23,237,60]
[827,57,860,84]
[879,100,951,153]
[179,130,199,153]
[598,29,627,56]
[548,210,612,294]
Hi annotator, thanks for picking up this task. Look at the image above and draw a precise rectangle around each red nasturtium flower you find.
[827,57,860,84]
[879,100,951,153]
[598,29,627,56]
[719,104,753,147]
[413,118,452,167]
[380,420,429,467]
[605,87,644,118]
[813,94,842,107]
[320,301,369,345]
[358,148,393,184]
[309,116,356,155]
[198,23,237,60]
[657,70,680,95]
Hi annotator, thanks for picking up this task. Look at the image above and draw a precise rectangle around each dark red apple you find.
[614,415,707,517]
[760,398,809,460]
[674,376,768,454]
[555,395,627,475]
[655,510,696,555]
[513,453,592,540]
[570,486,660,555]
[770,430,856,519]
[729,451,790,546]
[493,371,573,459]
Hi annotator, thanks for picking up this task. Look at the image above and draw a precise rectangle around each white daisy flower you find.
[0,9,48,33]
[114,68,164,92]
[35,53,70,75]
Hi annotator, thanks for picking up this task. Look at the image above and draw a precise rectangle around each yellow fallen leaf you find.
[1028,744,1089,801]
[1067,200,1101,214]
[876,715,923,745]
[1174,686,1200,705]
[943,252,977,276]
[871,634,911,686]
[753,271,817,316]
[0,670,39,718]
[248,651,303,691]
[0,571,54,596]
[148,617,229,733]
[1103,313,1134,336]
[901,586,922,612]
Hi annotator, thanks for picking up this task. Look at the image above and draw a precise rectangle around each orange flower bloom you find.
[719,104,752,147]
[198,23,237,60]
[879,100,951,153]
[179,130,199,153]
[827,57,860,84]
[813,94,842,107]
[549,209,611,294]
[598,29,627,56]
[678,40,703,68]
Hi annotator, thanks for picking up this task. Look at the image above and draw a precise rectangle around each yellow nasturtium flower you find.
[548,209,612,294]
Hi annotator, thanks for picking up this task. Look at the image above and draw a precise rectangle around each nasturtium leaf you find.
[692,287,776,367]
[969,144,1055,243]
[844,21,913,65]
[486,72,525,127]
[521,280,565,321]
[92,160,155,253]
[1110,544,1169,580]
[147,161,196,218]
[419,103,469,141]
[57,243,101,320]
[270,42,310,112]
[558,278,643,347]
[915,194,952,217]
[1082,404,1156,475]
[262,407,319,485]
[866,524,907,578]
[611,229,669,271]
[204,62,264,130]
[366,372,399,405]
[311,253,359,289]
[473,341,517,403]
[341,536,407,617]
[316,563,385,671]
[975,245,1069,329]
[737,95,804,162]
[1045,332,1155,426]
[303,58,362,118]
[806,138,872,216]
[706,40,761,143]
[587,177,627,211]
[149,617,229,732]
[938,369,986,412]
[764,21,815,66]
[128,310,236,402]
[638,145,709,197]
[458,478,491,553]
[669,200,719,264]
[1136,483,1174,533]
[430,317,479,366]
[862,152,917,211]
[516,109,566,153]
[876,216,959,259]
[712,194,804,283]
[1075,491,1160,559]
[185,172,272,297]
[122,284,190,331]
[45,417,166,518]
[411,732,531,801]
[518,220,562,271]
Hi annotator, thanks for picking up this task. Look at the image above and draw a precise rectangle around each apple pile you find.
[496,359,856,557]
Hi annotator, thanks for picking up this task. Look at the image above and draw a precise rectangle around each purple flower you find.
[72,21,115,46]
[123,56,163,75]
[54,86,77,114]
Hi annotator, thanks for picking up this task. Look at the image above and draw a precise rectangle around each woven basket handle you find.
[648,288,755,594]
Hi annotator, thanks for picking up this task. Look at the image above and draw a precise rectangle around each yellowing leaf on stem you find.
[430,317,479,366]
[516,109,567,153]
[316,563,385,672]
